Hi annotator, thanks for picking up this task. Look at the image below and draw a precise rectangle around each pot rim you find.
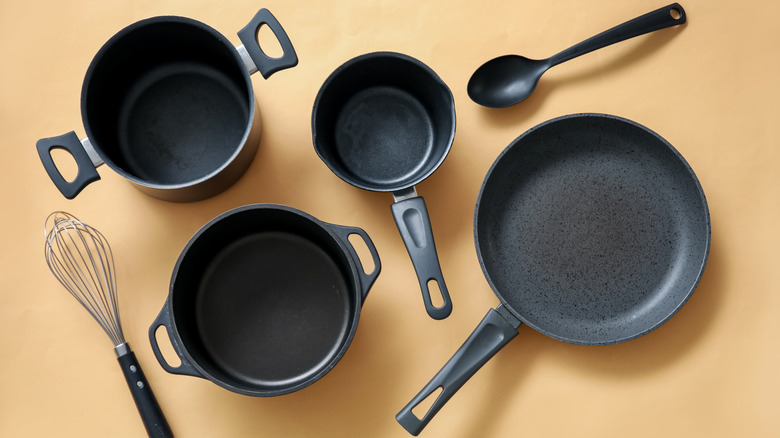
[164,203,366,396]
[311,51,456,193]
[80,15,257,191]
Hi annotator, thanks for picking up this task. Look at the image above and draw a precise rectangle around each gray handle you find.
[396,307,521,435]
[327,223,382,301]
[391,196,452,320]
[549,3,686,67]
[148,303,202,378]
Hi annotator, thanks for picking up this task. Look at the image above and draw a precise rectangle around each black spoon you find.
[467,3,686,108]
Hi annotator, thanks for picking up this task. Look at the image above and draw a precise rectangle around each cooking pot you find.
[36,9,297,202]
[312,52,455,320]
[149,204,381,396]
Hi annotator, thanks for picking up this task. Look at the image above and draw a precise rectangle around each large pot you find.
[36,9,297,202]
[149,204,381,396]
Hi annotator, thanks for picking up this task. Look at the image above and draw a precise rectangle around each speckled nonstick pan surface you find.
[397,113,710,435]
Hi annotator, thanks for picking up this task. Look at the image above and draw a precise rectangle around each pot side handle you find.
[396,306,521,436]
[36,131,101,199]
[148,302,203,378]
[237,8,298,79]
[328,224,382,301]
[391,195,453,320]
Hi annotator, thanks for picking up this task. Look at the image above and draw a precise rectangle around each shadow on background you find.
[212,297,409,437]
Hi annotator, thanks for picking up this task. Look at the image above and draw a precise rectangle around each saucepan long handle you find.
[391,195,452,320]
[396,307,521,435]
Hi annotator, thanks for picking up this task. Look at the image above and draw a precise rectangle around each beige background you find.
[1,0,778,436]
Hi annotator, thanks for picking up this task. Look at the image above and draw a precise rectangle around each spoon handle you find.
[548,3,686,67]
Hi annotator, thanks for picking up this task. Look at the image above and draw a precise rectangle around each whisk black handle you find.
[117,347,173,438]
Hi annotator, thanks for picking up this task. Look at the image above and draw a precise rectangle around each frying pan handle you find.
[328,224,382,301]
[391,196,452,320]
[237,8,298,79]
[148,302,202,379]
[396,307,521,436]
[36,131,101,199]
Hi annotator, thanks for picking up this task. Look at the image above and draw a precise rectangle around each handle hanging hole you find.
[256,24,284,59]
[348,233,376,275]
[670,8,681,20]
[49,148,79,183]
[427,279,444,309]
[411,386,443,419]
[154,326,182,368]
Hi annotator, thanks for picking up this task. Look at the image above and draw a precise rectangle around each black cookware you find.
[312,52,455,320]
[149,204,381,396]
[397,113,710,435]
[467,3,686,108]
[37,9,297,202]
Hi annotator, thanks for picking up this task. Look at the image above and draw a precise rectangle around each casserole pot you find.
[149,204,381,396]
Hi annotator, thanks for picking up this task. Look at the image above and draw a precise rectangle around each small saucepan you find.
[312,52,455,320]
[397,114,710,435]
[36,9,297,202]
[149,204,381,396]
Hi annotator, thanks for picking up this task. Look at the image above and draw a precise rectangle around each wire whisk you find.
[44,212,172,438]
[44,211,124,346]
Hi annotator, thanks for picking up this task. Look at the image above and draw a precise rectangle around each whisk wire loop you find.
[44,212,125,346]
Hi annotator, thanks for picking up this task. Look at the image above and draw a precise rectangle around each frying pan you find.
[397,113,710,435]
[312,52,455,320]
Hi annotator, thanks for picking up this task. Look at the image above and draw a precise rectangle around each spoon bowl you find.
[468,3,686,108]
[467,55,551,108]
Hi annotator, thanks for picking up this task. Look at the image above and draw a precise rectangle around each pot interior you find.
[313,53,455,192]
[171,207,360,394]
[83,18,252,185]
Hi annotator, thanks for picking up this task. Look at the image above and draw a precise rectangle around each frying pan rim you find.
[311,51,456,193]
[81,15,256,190]
[473,113,711,345]
[165,203,365,396]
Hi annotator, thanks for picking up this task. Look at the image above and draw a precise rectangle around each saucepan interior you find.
[312,52,455,192]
